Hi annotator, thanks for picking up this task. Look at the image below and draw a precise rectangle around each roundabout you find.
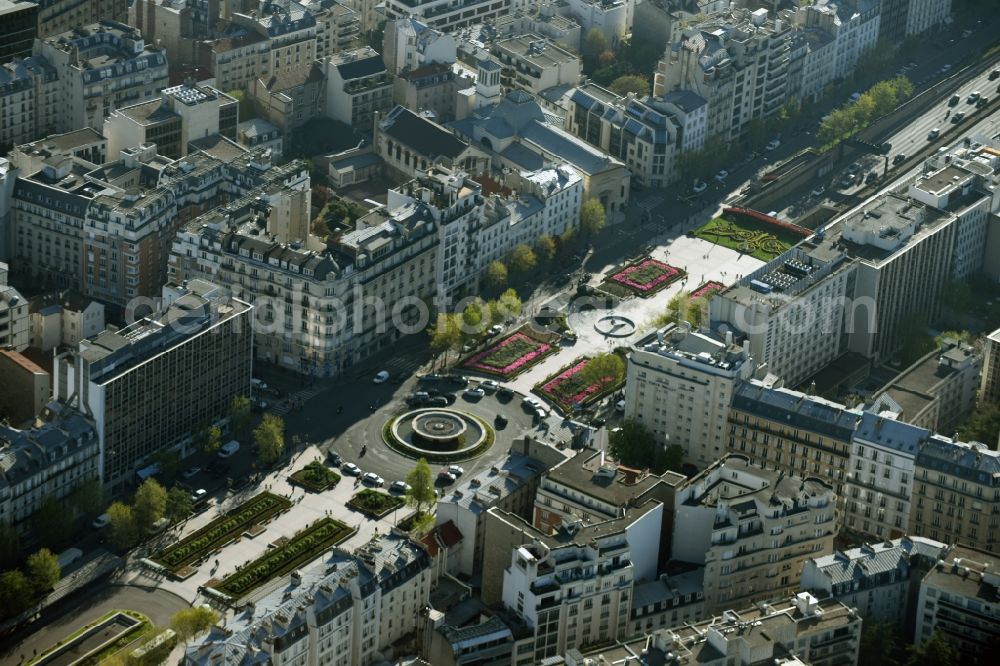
[385,407,495,462]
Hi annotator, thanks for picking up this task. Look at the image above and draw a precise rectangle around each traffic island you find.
[383,408,495,463]
[29,610,150,666]
[210,517,355,601]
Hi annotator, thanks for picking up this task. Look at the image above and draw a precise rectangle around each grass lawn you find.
[153,492,292,573]
[213,518,354,598]
[692,217,794,261]
[290,461,341,492]
[347,489,405,518]
[461,330,556,378]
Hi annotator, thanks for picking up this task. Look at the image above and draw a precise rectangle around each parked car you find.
[390,481,411,494]
[591,417,607,427]
[766,138,781,151]
[893,153,907,165]
[927,128,940,140]
[218,440,240,458]
[447,465,465,476]
[373,370,390,384]
[692,180,708,194]
[362,472,384,487]
[342,462,361,476]
[497,387,514,399]
[437,470,457,485]
[182,466,202,480]
[327,451,342,466]
[615,399,626,412]
[865,172,878,184]
[479,379,500,392]
[190,488,208,504]
[487,324,503,337]
[522,396,541,409]
[464,387,485,399]
[811,185,825,197]
[427,396,450,407]
[92,513,110,529]
[495,414,508,427]
[714,170,729,182]
[407,391,430,406]
[849,92,861,103]
[839,175,855,189]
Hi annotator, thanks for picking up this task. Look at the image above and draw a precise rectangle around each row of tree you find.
[429,289,523,363]
[105,478,186,550]
[818,76,914,145]
[0,548,61,620]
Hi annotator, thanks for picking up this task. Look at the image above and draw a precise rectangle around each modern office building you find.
[52,280,253,492]
[914,544,1000,663]
[727,379,858,505]
[911,437,1000,553]
[0,0,36,60]
[980,327,1000,404]
[624,324,754,469]
[672,455,837,614]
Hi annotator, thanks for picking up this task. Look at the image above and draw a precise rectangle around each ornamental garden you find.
[460,329,558,378]
[535,355,626,414]
[604,258,685,297]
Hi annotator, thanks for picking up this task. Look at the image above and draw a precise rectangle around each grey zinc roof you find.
[853,411,928,454]
[335,54,385,80]
[809,543,909,588]
[916,437,1000,485]
[380,106,469,161]
[732,381,860,442]
[663,89,707,112]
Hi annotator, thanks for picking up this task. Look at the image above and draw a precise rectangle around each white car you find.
[217,440,240,458]
[849,92,861,103]
[464,387,485,399]
[480,379,500,392]
[182,466,202,480]
[522,396,541,409]
[811,185,825,197]
[92,513,110,529]
[342,462,361,476]
[766,138,781,151]
[362,472,384,487]
[692,180,708,194]
[487,324,503,337]
[373,370,390,384]
[447,465,465,476]
[968,91,981,103]
[390,481,411,494]
[190,488,208,503]
[714,170,729,182]
[927,128,940,140]
[615,399,626,412]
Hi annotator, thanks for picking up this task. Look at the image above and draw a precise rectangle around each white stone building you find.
[28,290,106,352]
[325,47,393,130]
[382,16,456,76]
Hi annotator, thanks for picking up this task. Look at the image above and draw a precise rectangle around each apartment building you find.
[0,350,48,424]
[654,7,794,143]
[374,105,490,181]
[980,327,1000,403]
[381,0,511,32]
[435,436,561,577]
[209,31,271,92]
[801,536,947,628]
[844,413,923,540]
[0,404,98,534]
[53,280,253,491]
[791,0,880,102]
[392,62,466,122]
[869,338,980,434]
[0,0,36,61]
[491,34,581,96]
[911,437,1000,553]
[485,501,663,660]
[556,0,633,48]
[0,55,59,149]
[306,0,360,56]
[28,290,105,352]
[9,127,107,173]
[914,544,999,663]
[252,61,326,135]
[567,594,862,666]
[904,0,953,37]
[0,271,29,351]
[494,2,580,52]
[625,324,754,469]
[382,16,456,76]
[35,21,170,133]
[325,47,392,130]
[185,533,432,666]
[727,379,858,504]
[672,455,837,614]
[34,0,127,37]
[104,83,239,159]
[231,1,323,78]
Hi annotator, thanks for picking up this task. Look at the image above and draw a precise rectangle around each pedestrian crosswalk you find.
[270,385,324,416]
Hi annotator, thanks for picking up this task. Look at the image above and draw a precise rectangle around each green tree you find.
[404,458,436,516]
[608,74,649,97]
[70,479,104,521]
[897,312,935,366]
[0,523,20,570]
[508,244,537,274]
[0,570,33,617]
[429,312,462,365]
[25,548,60,594]
[579,199,606,236]
[492,288,522,322]
[485,260,508,290]
[581,353,625,391]
[228,395,253,440]
[958,401,1000,444]
[254,414,286,465]
[608,420,659,470]
[655,290,689,327]
[152,448,181,478]
[655,444,685,474]
[535,234,557,261]
[166,486,194,523]
[107,501,139,550]
[368,19,387,52]
[906,630,957,666]
[461,299,489,336]
[859,621,905,666]
[134,478,167,528]
[36,496,73,547]
[582,28,609,69]
[934,330,973,347]
[170,606,220,640]
[685,296,709,328]
[194,424,222,455]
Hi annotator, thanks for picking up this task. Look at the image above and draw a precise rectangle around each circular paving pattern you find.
[386,408,495,461]
[595,314,637,338]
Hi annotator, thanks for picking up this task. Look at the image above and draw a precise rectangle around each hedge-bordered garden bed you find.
[289,461,341,492]
[534,355,626,416]
[347,489,405,518]
[212,518,355,598]
[459,327,560,379]
[603,258,685,298]
[153,492,292,573]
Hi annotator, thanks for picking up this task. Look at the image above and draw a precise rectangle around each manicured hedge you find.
[347,489,405,518]
[289,461,341,492]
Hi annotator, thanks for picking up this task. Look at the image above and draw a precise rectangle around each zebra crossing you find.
[269,385,325,416]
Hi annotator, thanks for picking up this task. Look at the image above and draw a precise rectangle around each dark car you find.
[865,172,878,184]
[591,417,607,427]
[990,69,999,80]
[893,153,906,165]
[497,387,515,400]
[208,460,230,476]
[327,451,342,466]
[495,414,508,427]
[949,94,960,106]
[426,396,450,407]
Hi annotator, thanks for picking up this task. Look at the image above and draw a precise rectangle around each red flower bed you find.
[690,281,726,300]
[462,332,553,378]
[723,206,811,238]
[608,259,683,295]
[536,357,623,412]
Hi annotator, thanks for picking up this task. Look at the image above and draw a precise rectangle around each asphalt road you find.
[0,585,188,666]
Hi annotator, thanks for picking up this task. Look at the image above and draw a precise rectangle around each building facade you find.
[325,47,392,130]
[381,0,511,32]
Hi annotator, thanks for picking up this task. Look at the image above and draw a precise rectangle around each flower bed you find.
[347,489,405,518]
[213,518,354,598]
[460,330,557,378]
[535,356,625,414]
[289,461,341,492]
[690,280,726,300]
[153,492,292,573]
[607,259,684,297]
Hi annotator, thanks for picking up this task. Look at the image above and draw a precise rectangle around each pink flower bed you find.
[540,359,606,406]
[609,259,680,293]
[463,332,552,377]
[691,281,725,300]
